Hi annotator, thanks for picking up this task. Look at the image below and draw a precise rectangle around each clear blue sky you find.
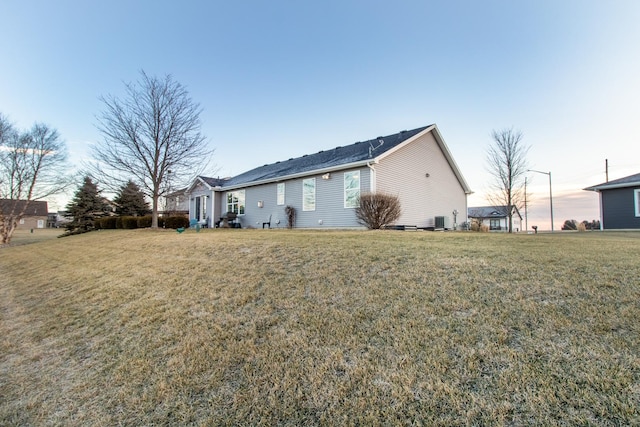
[2,1,639,230]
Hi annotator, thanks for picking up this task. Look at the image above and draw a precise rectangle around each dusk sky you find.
[2,1,639,230]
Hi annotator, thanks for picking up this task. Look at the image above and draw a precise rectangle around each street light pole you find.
[528,169,554,232]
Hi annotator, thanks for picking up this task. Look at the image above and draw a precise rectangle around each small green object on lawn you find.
[176,227,185,233]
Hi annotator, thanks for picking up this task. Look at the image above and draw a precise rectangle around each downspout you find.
[367,160,378,192]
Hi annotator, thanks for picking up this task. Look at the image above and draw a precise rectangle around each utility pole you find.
[605,159,609,182]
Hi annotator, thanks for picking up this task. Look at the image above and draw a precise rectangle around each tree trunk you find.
[152,194,159,228]
[1,218,17,245]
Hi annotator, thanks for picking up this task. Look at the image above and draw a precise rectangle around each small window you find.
[303,178,315,211]
[277,183,285,205]
[227,190,245,214]
[344,170,360,208]
[635,189,640,217]
[19,218,25,225]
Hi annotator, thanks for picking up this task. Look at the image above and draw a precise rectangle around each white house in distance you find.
[467,205,523,232]
[187,124,472,229]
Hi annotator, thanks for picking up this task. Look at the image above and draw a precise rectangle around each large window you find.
[226,190,245,214]
[344,170,360,208]
[277,183,285,205]
[635,189,640,217]
[303,178,315,211]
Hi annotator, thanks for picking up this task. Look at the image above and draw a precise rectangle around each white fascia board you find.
[219,160,374,191]
[584,181,640,192]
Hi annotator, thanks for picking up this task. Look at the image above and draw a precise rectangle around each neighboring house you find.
[187,124,471,229]
[47,211,72,228]
[467,205,523,232]
[0,199,49,230]
[584,172,640,229]
[162,188,189,217]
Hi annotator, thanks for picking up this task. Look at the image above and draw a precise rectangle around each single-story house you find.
[0,199,49,230]
[467,205,523,232]
[187,124,472,229]
[584,172,640,229]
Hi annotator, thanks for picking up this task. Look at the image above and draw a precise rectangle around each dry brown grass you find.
[1,229,639,426]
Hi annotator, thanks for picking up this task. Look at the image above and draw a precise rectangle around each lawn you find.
[1,229,639,426]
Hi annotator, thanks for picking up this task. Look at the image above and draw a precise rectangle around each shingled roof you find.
[468,206,510,218]
[584,172,640,191]
[0,199,49,216]
[216,126,432,189]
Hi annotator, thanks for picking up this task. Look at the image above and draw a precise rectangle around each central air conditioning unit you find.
[435,216,450,230]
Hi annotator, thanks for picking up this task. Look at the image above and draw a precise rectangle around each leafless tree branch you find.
[485,127,529,233]
[90,71,214,227]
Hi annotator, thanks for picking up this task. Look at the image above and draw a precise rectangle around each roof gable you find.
[584,172,640,191]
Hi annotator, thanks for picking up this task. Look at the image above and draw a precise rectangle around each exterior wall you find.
[230,168,371,228]
[16,216,47,230]
[601,187,640,229]
[375,132,467,228]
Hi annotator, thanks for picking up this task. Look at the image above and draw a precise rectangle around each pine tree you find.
[66,177,109,230]
[113,180,150,216]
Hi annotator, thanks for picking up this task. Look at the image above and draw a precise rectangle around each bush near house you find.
[164,216,189,229]
[95,217,117,229]
[355,192,401,229]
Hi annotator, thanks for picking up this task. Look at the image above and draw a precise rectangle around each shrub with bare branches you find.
[355,192,401,229]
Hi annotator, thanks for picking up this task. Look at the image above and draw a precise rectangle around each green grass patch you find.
[1,229,639,425]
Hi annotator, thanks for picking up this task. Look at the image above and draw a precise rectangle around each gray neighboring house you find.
[468,205,522,232]
[162,188,189,217]
[187,124,472,229]
[584,172,640,229]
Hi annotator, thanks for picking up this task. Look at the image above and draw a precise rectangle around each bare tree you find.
[0,114,70,244]
[92,71,212,228]
[486,128,529,233]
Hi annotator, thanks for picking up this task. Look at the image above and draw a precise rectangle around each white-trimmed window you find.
[227,190,245,214]
[303,178,316,211]
[277,183,285,205]
[635,189,640,217]
[344,170,360,208]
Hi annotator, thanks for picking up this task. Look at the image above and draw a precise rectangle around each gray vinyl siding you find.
[601,187,640,229]
[231,168,370,228]
[375,131,467,228]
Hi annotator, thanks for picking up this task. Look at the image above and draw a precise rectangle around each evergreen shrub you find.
[164,216,189,229]
[137,215,152,228]
[121,216,139,229]
[103,217,117,229]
